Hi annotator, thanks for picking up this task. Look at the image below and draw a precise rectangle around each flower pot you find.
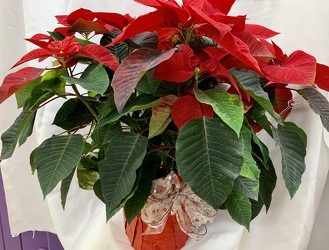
[124,171,217,250]
[125,214,189,250]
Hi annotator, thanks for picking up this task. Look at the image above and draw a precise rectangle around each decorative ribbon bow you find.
[141,171,217,240]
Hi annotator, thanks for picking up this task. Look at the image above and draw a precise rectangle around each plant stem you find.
[65,67,99,121]
[185,25,195,45]
[34,93,76,112]
[139,127,149,135]
[177,82,182,96]
[71,84,99,121]
[147,148,176,162]
[147,145,176,161]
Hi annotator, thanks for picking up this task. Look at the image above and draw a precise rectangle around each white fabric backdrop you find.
[0,0,329,249]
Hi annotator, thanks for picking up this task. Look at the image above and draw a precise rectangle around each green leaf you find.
[300,87,329,131]
[279,122,307,146]
[108,42,127,62]
[53,98,94,130]
[128,98,161,112]
[273,122,307,198]
[136,69,162,95]
[124,154,158,224]
[35,134,84,198]
[248,102,273,136]
[234,176,259,200]
[95,92,116,121]
[97,94,156,128]
[249,134,276,211]
[98,132,147,218]
[75,37,95,47]
[15,77,41,108]
[240,125,260,180]
[195,88,244,135]
[26,84,54,110]
[252,134,270,166]
[77,164,99,190]
[176,117,244,209]
[93,179,104,203]
[153,81,178,97]
[250,198,264,220]
[82,140,93,155]
[225,189,252,230]
[256,152,277,211]
[60,167,76,209]
[40,69,66,96]
[106,165,143,221]
[100,34,127,62]
[79,156,98,170]
[230,68,282,124]
[30,148,37,174]
[148,104,172,139]
[48,31,65,41]
[63,63,109,95]
[0,110,36,160]
[91,123,122,147]
[18,115,35,147]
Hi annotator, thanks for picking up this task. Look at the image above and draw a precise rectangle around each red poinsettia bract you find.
[1,0,328,124]
[171,94,214,129]
[12,36,82,68]
[0,67,45,104]
[153,44,198,82]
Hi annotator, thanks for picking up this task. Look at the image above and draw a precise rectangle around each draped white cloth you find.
[0,0,328,249]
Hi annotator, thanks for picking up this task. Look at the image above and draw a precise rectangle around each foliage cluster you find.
[1,0,329,229]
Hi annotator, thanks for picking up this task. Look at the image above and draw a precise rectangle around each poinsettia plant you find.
[1,0,329,233]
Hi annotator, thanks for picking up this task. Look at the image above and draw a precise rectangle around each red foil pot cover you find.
[125,214,189,250]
